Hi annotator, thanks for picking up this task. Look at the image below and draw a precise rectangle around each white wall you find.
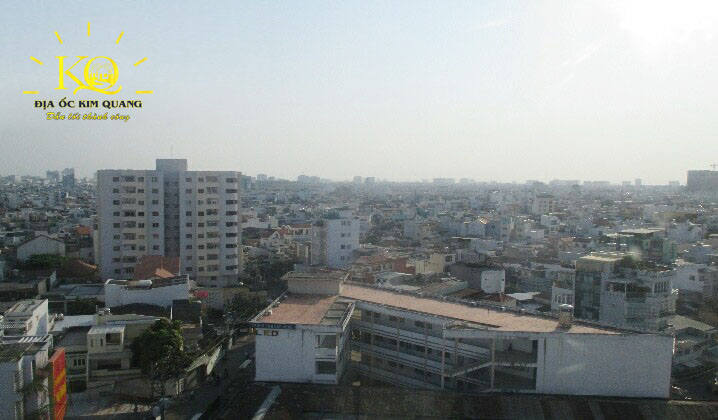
[288,279,342,295]
[537,333,673,398]
[672,263,706,293]
[255,327,340,384]
[17,236,65,262]
[325,218,360,268]
[105,281,189,308]
[481,270,505,294]
[0,360,23,420]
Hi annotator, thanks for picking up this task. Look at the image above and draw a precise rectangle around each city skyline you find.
[2,1,718,184]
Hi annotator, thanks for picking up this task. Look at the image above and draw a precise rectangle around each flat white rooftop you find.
[6,299,45,315]
[88,324,125,335]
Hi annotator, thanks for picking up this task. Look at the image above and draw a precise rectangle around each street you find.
[164,335,256,420]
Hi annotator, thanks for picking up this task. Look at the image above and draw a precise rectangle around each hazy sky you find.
[1,1,717,184]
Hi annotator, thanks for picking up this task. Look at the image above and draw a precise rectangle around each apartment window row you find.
[184,176,222,183]
[184,232,233,239]
[185,211,224,216]
[113,245,146,252]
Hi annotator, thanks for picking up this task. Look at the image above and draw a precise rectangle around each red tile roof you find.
[133,256,180,281]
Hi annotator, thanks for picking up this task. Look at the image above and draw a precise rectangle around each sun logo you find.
[24,22,152,95]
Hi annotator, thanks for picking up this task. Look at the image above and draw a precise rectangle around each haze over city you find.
[4,1,718,418]
[2,0,718,183]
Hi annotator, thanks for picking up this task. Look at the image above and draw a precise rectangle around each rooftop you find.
[88,324,125,335]
[256,294,346,325]
[256,280,623,334]
[56,328,90,347]
[339,283,617,334]
[620,228,665,235]
[5,299,45,315]
[51,314,94,333]
[283,271,349,282]
[133,255,179,281]
[579,254,625,263]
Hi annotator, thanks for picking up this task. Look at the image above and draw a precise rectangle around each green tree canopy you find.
[131,319,190,378]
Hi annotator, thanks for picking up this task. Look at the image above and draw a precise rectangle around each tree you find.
[131,319,190,379]
[66,298,97,315]
[22,254,68,269]
[227,293,267,320]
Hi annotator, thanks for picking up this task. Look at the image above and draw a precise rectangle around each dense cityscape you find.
[4,1,718,418]
[0,163,716,418]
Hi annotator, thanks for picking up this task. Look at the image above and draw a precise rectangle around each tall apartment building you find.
[687,169,718,192]
[97,159,242,287]
[61,167,76,188]
[311,208,359,269]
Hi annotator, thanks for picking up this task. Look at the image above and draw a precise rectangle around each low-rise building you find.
[104,275,190,308]
[1,300,49,337]
[251,272,673,398]
[0,334,54,420]
[574,254,677,331]
[51,309,159,394]
[16,234,66,262]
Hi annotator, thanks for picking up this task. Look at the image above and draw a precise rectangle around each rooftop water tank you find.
[558,304,574,328]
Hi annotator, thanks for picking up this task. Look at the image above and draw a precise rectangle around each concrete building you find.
[1,300,49,337]
[687,169,718,192]
[311,208,360,269]
[178,170,241,286]
[551,271,574,313]
[613,228,677,263]
[52,309,159,393]
[251,272,673,398]
[449,263,505,294]
[16,234,66,262]
[61,168,75,189]
[531,194,555,216]
[104,275,190,308]
[0,335,54,420]
[574,254,677,331]
[96,159,242,287]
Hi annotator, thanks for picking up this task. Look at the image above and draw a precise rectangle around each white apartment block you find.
[97,159,242,287]
[178,171,241,286]
[96,168,166,280]
[251,272,673,399]
[311,209,360,269]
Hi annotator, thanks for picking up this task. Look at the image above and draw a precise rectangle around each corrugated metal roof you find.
[88,324,125,335]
